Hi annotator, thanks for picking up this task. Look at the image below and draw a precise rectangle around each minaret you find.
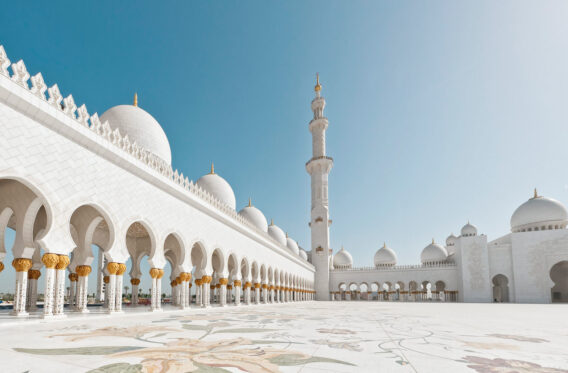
[306,74,333,300]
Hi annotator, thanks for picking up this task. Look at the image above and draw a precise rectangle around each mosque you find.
[0,44,566,320]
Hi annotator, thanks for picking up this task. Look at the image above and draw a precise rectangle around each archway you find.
[492,274,509,303]
[550,261,568,303]
[190,242,207,306]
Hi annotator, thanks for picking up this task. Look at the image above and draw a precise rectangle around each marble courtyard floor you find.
[0,302,567,373]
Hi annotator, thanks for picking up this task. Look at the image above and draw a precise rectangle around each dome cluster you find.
[421,239,448,264]
[101,97,308,261]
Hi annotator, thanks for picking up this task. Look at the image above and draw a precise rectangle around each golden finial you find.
[248,197,252,207]
[314,73,321,92]
[432,238,435,244]
[210,163,215,174]
[270,218,274,226]
[133,93,138,107]
[534,188,538,198]
[285,232,289,238]
[382,242,386,248]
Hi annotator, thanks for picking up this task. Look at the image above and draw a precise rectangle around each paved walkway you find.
[0,302,567,372]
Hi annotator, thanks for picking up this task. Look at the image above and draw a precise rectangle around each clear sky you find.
[1,1,568,294]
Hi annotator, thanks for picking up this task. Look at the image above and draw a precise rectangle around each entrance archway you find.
[550,261,568,303]
[492,274,509,303]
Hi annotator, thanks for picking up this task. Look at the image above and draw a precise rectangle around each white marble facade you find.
[0,42,566,323]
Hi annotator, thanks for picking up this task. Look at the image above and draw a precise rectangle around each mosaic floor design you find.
[0,301,567,372]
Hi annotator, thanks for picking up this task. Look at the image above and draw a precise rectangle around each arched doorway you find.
[550,261,568,303]
[492,274,509,303]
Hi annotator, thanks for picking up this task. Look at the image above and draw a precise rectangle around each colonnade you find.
[2,257,315,319]
[330,289,459,302]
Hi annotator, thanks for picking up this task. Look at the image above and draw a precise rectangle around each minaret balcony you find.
[305,156,333,173]
[309,117,328,132]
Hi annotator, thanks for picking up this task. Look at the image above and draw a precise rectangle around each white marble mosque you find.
[0,43,567,324]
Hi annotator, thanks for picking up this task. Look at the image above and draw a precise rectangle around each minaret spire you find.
[306,74,333,300]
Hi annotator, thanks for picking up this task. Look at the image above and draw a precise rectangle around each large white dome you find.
[196,165,236,209]
[100,104,172,164]
[238,199,268,232]
[267,220,286,246]
[333,246,353,269]
[511,190,568,232]
[461,222,478,237]
[286,236,300,255]
[421,239,448,264]
[374,243,397,267]
[299,249,308,260]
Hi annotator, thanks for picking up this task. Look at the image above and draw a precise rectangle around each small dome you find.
[421,239,448,264]
[333,246,353,269]
[511,190,568,232]
[299,249,308,260]
[196,164,236,209]
[446,233,457,246]
[286,235,300,255]
[374,243,397,267]
[100,103,172,164]
[267,220,286,246]
[238,199,268,232]
[461,222,478,237]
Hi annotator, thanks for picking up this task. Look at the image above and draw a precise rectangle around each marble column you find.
[26,269,41,312]
[95,249,105,302]
[171,281,177,306]
[114,263,126,313]
[219,278,228,307]
[75,265,91,312]
[103,276,110,308]
[244,282,251,305]
[201,275,211,307]
[157,269,164,310]
[130,278,140,307]
[42,254,59,318]
[67,273,77,310]
[11,258,32,316]
[53,255,69,317]
[187,282,192,307]
[195,279,202,307]
[227,284,232,304]
[234,280,241,306]
[149,268,161,311]
[254,283,261,305]
[106,262,119,313]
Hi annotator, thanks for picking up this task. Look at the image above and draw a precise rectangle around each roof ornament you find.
[210,162,215,175]
[432,238,435,244]
[533,188,539,199]
[270,218,274,226]
[248,197,252,207]
[133,93,138,107]
[383,242,386,248]
[314,72,321,92]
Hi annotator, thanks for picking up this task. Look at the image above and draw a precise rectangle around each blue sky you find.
[1,1,568,293]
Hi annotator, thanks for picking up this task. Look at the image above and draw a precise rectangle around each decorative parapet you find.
[0,45,310,266]
[331,262,457,272]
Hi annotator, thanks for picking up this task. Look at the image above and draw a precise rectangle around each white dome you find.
[286,236,300,255]
[238,200,267,232]
[299,249,308,260]
[100,104,172,164]
[196,166,236,209]
[421,239,448,264]
[446,233,457,246]
[510,190,568,232]
[374,243,397,267]
[461,222,478,237]
[333,246,353,269]
[267,220,286,246]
